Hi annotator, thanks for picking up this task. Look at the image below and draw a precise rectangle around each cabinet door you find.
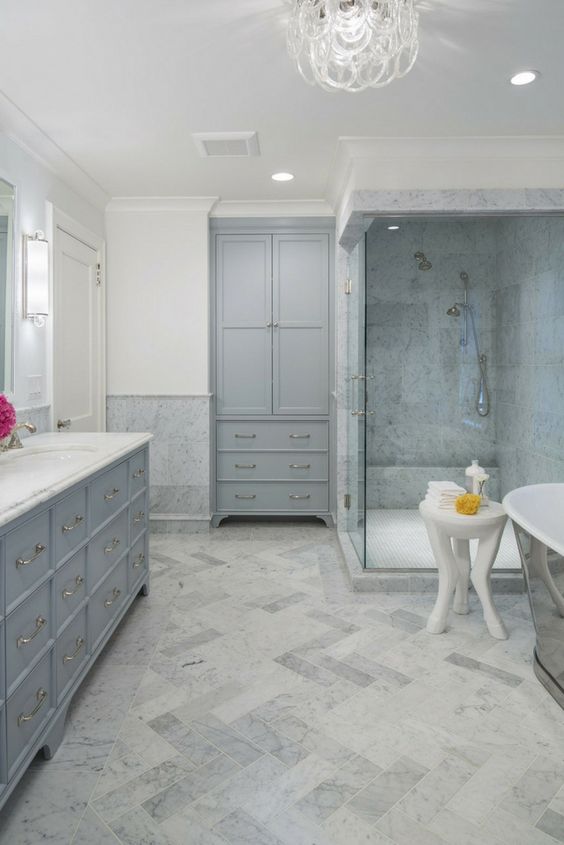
[216,235,272,415]
[272,234,329,415]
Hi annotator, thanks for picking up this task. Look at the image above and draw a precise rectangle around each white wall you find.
[106,198,216,396]
[0,132,105,409]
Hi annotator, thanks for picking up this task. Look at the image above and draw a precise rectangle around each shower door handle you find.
[351,374,375,380]
[351,410,375,416]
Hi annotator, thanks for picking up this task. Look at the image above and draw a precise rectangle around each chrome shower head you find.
[446,304,461,317]
[414,251,432,271]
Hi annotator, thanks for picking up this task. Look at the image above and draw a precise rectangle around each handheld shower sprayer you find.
[446,271,490,417]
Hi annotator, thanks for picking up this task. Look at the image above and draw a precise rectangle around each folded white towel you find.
[428,481,466,493]
[425,494,456,509]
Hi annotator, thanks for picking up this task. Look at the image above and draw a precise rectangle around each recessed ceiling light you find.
[510,70,539,86]
[272,172,294,182]
[387,225,400,230]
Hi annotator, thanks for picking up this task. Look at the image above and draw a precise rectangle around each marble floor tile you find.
[348,755,430,825]
[295,754,382,822]
[230,713,309,767]
[214,809,286,845]
[71,806,121,844]
[535,808,564,843]
[501,754,564,825]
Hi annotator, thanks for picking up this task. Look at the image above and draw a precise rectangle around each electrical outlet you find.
[27,374,42,401]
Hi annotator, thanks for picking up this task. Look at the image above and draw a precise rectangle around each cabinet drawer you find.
[129,450,147,498]
[6,650,54,777]
[88,559,127,651]
[0,704,5,788]
[6,581,53,695]
[91,462,128,530]
[217,451,328,481]
[129,533,148,592]
[0,624,4,705]
[217,481,328,512]
[88,511,128,593]
[56,608,87,702]
[6,511,51,613]
[130,493,147,544]
[54,487,87,565]
[55,549,87,633]
[217,421,328,451]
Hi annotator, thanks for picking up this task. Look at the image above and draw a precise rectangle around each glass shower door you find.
[346,240,367,566]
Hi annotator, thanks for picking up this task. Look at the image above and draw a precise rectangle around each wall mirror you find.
[0,177,15,394]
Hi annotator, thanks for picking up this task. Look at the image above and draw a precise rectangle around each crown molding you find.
[0,89,110,210]
[211,199,334,218]
[106,196,219,214]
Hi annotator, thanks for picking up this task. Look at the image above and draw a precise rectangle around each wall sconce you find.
[23,230,49,327]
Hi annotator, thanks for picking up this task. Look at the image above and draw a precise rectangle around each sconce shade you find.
[24,232,49,319]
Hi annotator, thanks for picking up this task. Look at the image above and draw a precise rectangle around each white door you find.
[53,226,104,432]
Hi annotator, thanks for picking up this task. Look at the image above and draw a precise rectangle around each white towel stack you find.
[425,480,466,509]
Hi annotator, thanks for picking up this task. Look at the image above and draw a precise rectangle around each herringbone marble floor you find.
[1,520,564,845]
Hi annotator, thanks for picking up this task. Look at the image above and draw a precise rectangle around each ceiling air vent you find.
[193,131,260,158]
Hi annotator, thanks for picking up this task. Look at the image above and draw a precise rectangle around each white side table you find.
[419,499,508,640]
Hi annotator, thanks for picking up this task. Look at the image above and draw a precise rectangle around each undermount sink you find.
[4,444,99,461]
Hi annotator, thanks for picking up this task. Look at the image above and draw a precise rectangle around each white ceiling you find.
[0,0,563,202]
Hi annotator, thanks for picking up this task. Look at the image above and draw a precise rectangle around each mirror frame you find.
[0,172,16,398]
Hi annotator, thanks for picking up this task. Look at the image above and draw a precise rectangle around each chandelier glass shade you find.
[287,0,419,93]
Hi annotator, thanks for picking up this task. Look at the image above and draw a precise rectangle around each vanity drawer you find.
[56,608,87,702]
[88,558,127,651]
[6,511,51,613]
[91,461,128,530]
[130,493,147,544]
[54,487,88,565]
[6,650,54,778]
[88,510,128,593]
[0,624,5,705]
[129,450,147,497]
[0,705,6,788]
[217,451,328,481]
[55,548,87,633]
[217,481,328,512]
[6,581,53,694]
[129,533,148,592]
[217,421,328,451]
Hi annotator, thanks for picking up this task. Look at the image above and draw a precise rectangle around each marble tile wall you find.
[495,216,564,495]
[15,404,51,436]
[365,219,498,506]
[106,395,211,530]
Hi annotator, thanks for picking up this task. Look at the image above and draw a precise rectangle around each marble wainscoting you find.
[366,466,501,509]
[15,404,51,436]
[106,395,211,533]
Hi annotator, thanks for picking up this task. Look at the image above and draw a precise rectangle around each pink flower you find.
[0,394,16,439]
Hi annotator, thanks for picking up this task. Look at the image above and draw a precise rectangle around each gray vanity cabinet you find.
[0,443,150,811]
[213,223,333,525]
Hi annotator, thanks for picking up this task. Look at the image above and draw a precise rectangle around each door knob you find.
[57,418,71,430]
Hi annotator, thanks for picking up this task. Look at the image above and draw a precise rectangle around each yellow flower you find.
[455,493,481,515]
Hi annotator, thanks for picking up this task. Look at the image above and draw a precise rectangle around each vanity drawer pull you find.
[104,588,121,608]
[133,553,145,569]
[132,468,145,478]
[17,616,47,648]
[104,488,121,502]
[289,433,310,439]
[235,464,256,469]
[17,688,48,726]
[63,636,85,664]
[133,511,145,523]
[289,494,311,500]
[16,543,46,568]
[234,433,256,439]
[104,538,121,555]
[289,464,311,469]
[62,575,84,599]
[62,515,84,533]
[235,494,256,500]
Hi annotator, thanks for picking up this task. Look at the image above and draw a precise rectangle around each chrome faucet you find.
[7,422,37,450]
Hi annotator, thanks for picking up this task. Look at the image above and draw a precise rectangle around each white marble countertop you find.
[0,431,152,530]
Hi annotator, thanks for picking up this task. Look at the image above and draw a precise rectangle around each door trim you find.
[48,204,106,431]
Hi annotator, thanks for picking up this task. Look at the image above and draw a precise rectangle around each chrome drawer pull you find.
[16,543,46,568]
[17,688,48,726]
[289,464,311,469]
[62,575,84,599]
[63,636,85,664]
[133,511,145,523]
[104,588,121,608]
[289,433,310,439]
[104,538,121,555]
[234,433,256,439]
[133,552,145,569]
[132,468,145,478]
[104,488,120,501]
[235,464,256,469]
[235,494,256,500]
[289,494,311,500]
[62,515,84,533]
[17,616,47,648]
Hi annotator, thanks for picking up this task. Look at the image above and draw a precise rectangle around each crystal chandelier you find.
[287,0,419,93]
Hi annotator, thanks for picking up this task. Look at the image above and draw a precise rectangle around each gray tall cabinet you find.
[212,221,334,526]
